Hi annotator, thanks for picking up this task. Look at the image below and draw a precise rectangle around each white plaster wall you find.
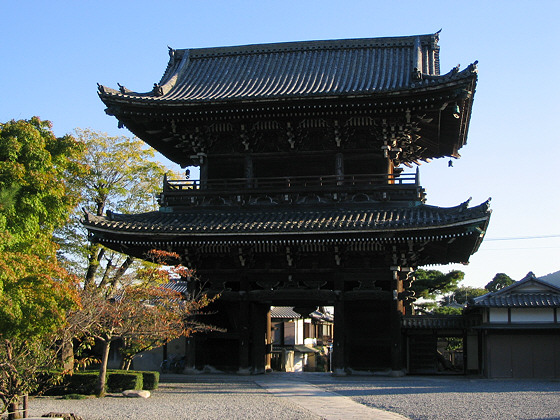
[295,319,304,345]
[293,353,304,372]
[511,308,554,323]
[489,308,508,323]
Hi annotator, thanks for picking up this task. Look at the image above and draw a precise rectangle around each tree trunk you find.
[109,256,134,290]
[96,338,111,396]
[118,354,133,370]
[62,336,74,373]
[7,396,21,420]
[84,244,104,289]
[97,256,114,289]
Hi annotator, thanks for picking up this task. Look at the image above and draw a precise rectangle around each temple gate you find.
[86,32,491,374]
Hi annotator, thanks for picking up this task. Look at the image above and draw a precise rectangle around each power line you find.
[483,246,560,251]
[485,234,560,241]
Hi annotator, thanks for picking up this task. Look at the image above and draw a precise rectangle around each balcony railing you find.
[165,173,418,191]
[159,172,425,208]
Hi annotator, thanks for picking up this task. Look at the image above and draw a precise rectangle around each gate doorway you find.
[269,306,333,372]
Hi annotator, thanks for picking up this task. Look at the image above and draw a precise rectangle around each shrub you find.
[40,372,100,396]
[106,372,143,393]
[137,371,159,390]
[38,370,158,395]
[108,370,159,390]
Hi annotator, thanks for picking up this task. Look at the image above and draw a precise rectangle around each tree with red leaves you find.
[75,250,219,397]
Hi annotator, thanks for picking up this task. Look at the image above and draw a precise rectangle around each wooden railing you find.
[163,173,418,192]
[158,172,424,207]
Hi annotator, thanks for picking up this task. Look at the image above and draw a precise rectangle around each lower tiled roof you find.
[271,307,301,319]
[473,293,560,308]
[83,200,490,238]
[162,281,190,294]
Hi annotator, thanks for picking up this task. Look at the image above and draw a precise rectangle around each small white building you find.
[471,272,560,378]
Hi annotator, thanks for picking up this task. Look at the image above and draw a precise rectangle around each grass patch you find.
[60,394,90,400]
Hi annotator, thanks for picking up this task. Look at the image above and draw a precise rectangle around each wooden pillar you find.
[386,158,394,184]
[332,298,346,375]
[462,329,468,375]
[265,308,272,371]
[390,266,404,375]
[238,299,251,375]
[479,330,485,376]
[250,302,267,374]
[335,153,344,185]
[244,155,254,188]
[199,156,208,189]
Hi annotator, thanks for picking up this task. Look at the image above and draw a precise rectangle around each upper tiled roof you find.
[98,33,476,105]
[540,270,560,288]
[83,199,490,237]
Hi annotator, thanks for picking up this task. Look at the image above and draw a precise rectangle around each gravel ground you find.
[25,374,560,420]
[304,374,560,420]
[27,378,320,420]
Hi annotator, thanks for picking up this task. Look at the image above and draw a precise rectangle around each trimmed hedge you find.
[39,370,159,395]
[106,372,143,392]
[108,370,159,391]
[41,371,99,396]
[138,371,159,390]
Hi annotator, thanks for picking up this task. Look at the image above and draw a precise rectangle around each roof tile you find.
[99,33,477,104]
[84,200,490,236]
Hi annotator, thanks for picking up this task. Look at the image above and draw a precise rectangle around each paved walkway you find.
[256,377,408,420]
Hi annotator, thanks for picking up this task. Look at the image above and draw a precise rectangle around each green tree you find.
[485,273,514,293]
[443,286,487,305]
[431,306,463,315]
[0,117,83,255]
[55,128,169,290]
[0,118,82,418]
[411,269,465,300]
[0,246,79,418]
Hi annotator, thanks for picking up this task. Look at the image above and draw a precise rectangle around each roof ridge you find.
[175,33,439,59]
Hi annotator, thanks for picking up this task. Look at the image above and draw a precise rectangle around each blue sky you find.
[2,1,559,287]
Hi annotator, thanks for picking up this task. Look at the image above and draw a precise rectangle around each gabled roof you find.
[96,32,478,166]
[473,272,560,308]
[271,306,301,319]
[98,33,474,105]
